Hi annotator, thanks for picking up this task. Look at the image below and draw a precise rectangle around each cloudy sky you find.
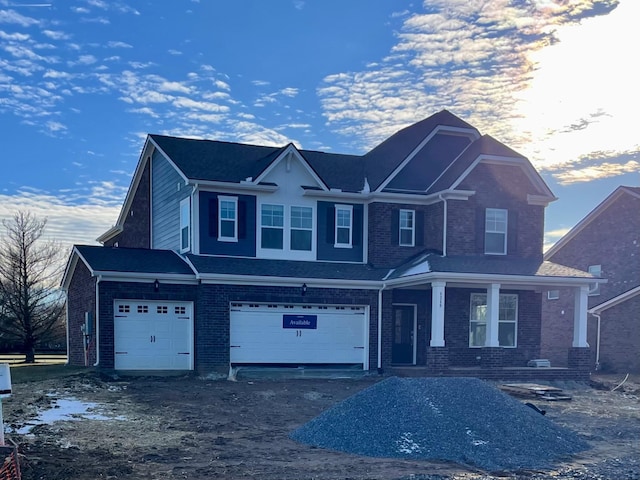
[1,0,638,252]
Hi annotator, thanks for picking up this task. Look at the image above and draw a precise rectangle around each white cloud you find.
[0,9,40,27]
[106,40,132,48]
[42,30,70,40]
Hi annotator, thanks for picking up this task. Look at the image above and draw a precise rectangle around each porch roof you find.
[385,252,597,286]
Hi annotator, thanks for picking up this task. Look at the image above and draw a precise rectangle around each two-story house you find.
[541,186,640,373]
[62,110,600,379]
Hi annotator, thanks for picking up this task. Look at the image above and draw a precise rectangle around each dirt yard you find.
[3,370,639,480]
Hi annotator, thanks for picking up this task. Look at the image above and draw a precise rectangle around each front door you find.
[392,305,416,364]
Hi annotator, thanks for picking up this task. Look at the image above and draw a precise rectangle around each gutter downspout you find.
[439,194,447,256]
[93,275,102,367]
[377,283,387,373]
[593,313,601,371]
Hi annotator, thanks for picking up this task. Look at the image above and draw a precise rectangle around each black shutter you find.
[415,210,424,246]
[507,210,518,255]
[238,199,247,239]
[476,207,485,254]
[353,206,362,246]
[209,197,218,238]
[326,205,335,244]
[391,209,399,245]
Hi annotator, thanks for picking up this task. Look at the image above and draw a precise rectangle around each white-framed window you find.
[179,197,190,252]
[588,265,602,296]
[469,293,518,347]
[261,204,284,250]
[290,206,313,251]
[547,290,560,300]
[218,196,238,242]
[485,208,507,255]
[335,204,353,248]
[399,209,415,247]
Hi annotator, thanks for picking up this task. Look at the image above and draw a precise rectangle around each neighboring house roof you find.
[588,285,640,314]
[545,185,640,259]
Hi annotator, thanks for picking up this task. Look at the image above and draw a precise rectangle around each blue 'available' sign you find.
[283,314,317,329]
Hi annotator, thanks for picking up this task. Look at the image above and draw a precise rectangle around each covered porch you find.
[378,253,600,381]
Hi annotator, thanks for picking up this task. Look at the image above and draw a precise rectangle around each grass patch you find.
[9,364,88,384]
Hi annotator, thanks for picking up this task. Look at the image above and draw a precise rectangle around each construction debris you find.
[499,383,572,401]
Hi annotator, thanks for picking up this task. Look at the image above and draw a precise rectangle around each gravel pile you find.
[290,377,589,472]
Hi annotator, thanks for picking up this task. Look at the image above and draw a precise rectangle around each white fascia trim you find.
[61,247,95,290]
[376,125,479,193]
[527,194,556,206]
[588,285,640,314]
[192,180,279,193]
[450,155,556,201]
[197,274,380,290]
[148,136,190,185]
[302,189,475,204]
[384,271,601,289]
[96,226,123,244]
[90,271,199,284]
[545,187,633,259]
[254,144,329,191]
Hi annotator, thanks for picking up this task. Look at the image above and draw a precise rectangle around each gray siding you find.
[152,150,190,250]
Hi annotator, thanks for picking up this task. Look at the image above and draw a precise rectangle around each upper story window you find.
[290,206,312,251]
[547,290,560,300]
[335,205,352,248]
[218,196,238,242]
[261,204,284,250]
[485,208,507,255]
[469,293,518,348]
[588,264,601,296]
[399,209,415,247]
[179,197,190,252]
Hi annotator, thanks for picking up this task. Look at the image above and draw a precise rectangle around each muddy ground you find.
[3,371,639,480]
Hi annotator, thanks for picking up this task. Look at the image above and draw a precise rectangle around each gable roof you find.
[545,185,640,259]
[364,110,479,191]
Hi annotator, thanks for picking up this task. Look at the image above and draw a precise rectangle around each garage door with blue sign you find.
[229,303,369,368]
[114,300,193,370]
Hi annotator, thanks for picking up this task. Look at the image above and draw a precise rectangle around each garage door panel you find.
[114,300,193,371]
[230,304,368,367]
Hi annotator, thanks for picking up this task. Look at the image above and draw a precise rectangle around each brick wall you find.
[544,190,640,373]
[368,202,442,268]
[444,288,541,367]
[66,260,97,366]
[104,160,151,248]
[453,163,545,259]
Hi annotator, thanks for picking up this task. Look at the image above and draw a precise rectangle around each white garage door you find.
[114,300,193,370]
[230,303,368,368]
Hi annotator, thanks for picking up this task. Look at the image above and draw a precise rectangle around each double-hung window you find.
[588,265,601,296]
[469,293,518,347]
[399,209,415,246]
[261,204,284,249]
[485,208,507,255]
[218,196,238,242]
[335,205,352,248]
[290,206,313,251]
[179,198,190,252]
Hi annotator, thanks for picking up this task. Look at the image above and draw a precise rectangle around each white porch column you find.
[485,283,500,347]
[430,281,446,347]
[573,285,589,347]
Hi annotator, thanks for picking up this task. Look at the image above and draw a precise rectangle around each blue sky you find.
[1,0,638,252]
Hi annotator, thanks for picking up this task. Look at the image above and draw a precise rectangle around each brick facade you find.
[543,188,640,373]
[104,160,151,248]
[65,260,97,366]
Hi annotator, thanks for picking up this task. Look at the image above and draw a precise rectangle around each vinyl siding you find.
[152,150,191,250]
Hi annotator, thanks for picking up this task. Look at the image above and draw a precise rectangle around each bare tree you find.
[0,211,66,363]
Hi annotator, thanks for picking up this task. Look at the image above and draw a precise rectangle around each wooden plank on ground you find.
[500,383,572,401]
